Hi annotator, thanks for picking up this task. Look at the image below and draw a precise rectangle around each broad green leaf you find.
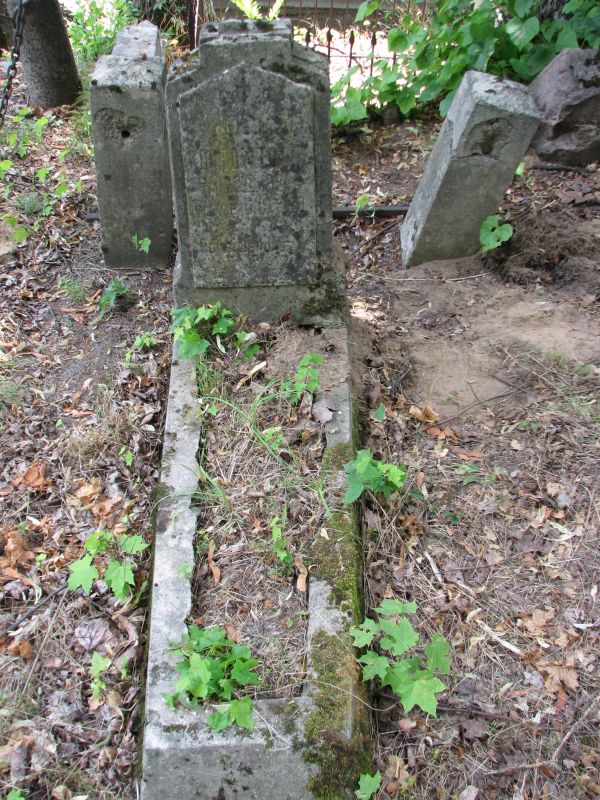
[12,226,29,244]
[355,771,382,800]
[230,658,260,686]
[212,315,236,335]
[379,463,407,490]
[207,705,233,731]
[388,27,409,51]
[355,0,379,23]
[7,790,25,800]
[176,653,211,700]
[84,529,114,556]
[506,16,539,48]
[176,330,211,360]
[118,534,148,555]
[350,617,379,647]
[68,555,99,593]
[104,558,135,601]
[371,403,385,422]
[425,633,451,675]
[359,650,390,682]
[379,617,419,656]
[382,656,420,694]
[398,670,446,716]
[556,26,579,49]
[375,599,418,616]
[344,473,365,504]
[514,0,534,16]
[230,695,254,730]
[90,651,110,678]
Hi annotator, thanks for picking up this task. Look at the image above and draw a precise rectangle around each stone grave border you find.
[141,328,370,799]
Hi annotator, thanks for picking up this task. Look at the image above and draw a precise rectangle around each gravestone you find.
[166,19,345,322]
[90,22,173,268]
[401,71,540,268]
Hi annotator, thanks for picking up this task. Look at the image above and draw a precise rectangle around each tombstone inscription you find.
[166,19,345,322]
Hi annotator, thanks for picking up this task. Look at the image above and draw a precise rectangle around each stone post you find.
[90,22,173,269]
[165,19,345,323]
[401,70,540,268]
[7,0,81,108]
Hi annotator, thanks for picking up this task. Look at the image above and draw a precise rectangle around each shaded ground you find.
[0,72,598,800]
[333,122,600,799]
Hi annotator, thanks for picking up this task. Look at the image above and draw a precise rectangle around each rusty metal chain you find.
[0,0,25,131]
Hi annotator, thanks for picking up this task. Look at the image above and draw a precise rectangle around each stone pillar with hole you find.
[90,21,173,268]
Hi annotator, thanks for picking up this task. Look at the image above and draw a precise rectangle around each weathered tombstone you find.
[7,0,81,108]
[165,18,345,322]
[401,70,540,268]
[530,48,600,166]
[90,22,173,268]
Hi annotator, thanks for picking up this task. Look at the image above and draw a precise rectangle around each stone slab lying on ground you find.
[90,22,172,269]
[401,70,540,268]
[141,327,369,800]
[166,19,344,323]
[530,48,600,166]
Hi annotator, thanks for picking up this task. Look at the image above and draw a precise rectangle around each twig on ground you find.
[475,620,522,656]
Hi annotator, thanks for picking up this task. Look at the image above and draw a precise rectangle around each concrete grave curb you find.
[141,327,370,799]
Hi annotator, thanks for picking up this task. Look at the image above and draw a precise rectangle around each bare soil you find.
[334,122,600,800]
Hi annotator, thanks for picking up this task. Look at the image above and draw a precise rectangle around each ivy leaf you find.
[355,771,382,800]
[68,555,99,593]
[425,633,451,675]
[359,650,390,682]
[230,658,260,686]
[230,695,254,730]
[350,617,379,647]
[514,0,534,14]
[211,315,235,335]
[104,558,135,601]
[375,599,418,616]
[176,653,212,700]
[118,534,148,555]
[379,617,419,656]
[371,403,386,422]
[207,705,233,732]
[398,670,446,716]
[176,330,211,360]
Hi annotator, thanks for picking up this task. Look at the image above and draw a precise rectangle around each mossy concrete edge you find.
[141,329,369,799]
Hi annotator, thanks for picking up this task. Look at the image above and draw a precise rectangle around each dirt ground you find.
[0,76,599,800]
[333,123,600,799]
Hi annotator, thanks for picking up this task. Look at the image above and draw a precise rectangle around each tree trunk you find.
[538,0,566,20]
[7,0,81,108]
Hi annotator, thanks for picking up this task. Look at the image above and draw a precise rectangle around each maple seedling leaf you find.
[375,599,418,616]
[118,534,148,555]
[355,771,382,800]
[207,705,233,732]
[350,617,379,647]
[90,651,110,678]
[398,670,446,716]
[379,617,419,656]
[425,633,451,675]
[230,658,260,687]
[104,558,135,601]
[359,650,391,682]
[230,695,254,731]
[176,653,212,700]
[68,555,99,593]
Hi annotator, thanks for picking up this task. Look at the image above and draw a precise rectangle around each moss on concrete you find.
[304,631,371,799]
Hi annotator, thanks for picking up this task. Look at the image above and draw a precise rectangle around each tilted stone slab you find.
[91,23,173,268]
[401,71,540,267]
[141,331,368,800]
[166,19,344,322]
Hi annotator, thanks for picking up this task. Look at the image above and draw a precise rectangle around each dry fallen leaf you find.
[19,461,52,491]
[207,541,221,586]
[294,553,308,593]
[75,477,102,504]
[7,639,33,659]
[409,404,439,424]
[3,530,35,567]
[522,608,555,635]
